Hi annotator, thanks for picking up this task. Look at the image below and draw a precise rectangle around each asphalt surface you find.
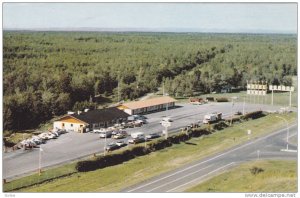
[122,124,297,192]
[2,102,292,180]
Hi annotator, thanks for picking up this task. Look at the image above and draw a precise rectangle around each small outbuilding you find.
[117,96,177,115]
[53,107,129,133]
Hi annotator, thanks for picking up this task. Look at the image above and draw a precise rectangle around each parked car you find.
[116,140,127,147]
[146,133,160,140]
[22,140,37,148]
[93,128,106,133]
[20,140,29,147]
[107,127,116,131]
[52,132,60,137]
[59,129,67,134]
[99,131,113,138]
[128,137,145,144]
[112,130,119,135]
[131,132,145,139]
[160,117,173,124]
[38,133,49,140]
[114,123,122,127]
[112,133,127,139]
[118,130,128,135]
[29,138,42,145]
[105,143,119,151]
[135,119,147,124]
[47,133,57,139]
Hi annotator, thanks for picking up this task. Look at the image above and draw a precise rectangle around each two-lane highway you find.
[123,124,297,192]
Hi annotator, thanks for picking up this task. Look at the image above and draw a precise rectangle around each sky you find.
[3,3,297,33]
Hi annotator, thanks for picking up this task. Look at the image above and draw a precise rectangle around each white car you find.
[30,138,42,145]
[160,117,173,124]
[38,133,49,140]
[116,140,127,147]
[135,119,146,124]
[93,128,106,133]
[47,133,56,139]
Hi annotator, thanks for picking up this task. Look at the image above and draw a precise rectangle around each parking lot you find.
[3,102,287,180]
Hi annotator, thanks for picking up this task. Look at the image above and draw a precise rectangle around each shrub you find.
[216,97,229,102]
[177,133,189,142]
[190,129,203,137]
[3,138,15,147]
[131,146,149,156]
[169,135,180,144]
[75,160,98,172]
[213,121,229,130]
[249,166,264,175]
[122,149,135,160]
[242,111,264,120]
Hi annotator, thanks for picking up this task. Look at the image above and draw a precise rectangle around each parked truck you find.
[203,112,222,124]
[128,132,145,144]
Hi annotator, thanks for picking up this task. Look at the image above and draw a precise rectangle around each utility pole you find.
[289,91,292,107]
[39,146,43,176]
[271,90,274,106]
[243,97,246,115]
[230,100,234,126]
[104,134,107,156]
[162,81,165,96]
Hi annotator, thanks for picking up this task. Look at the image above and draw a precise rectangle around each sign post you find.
[269,85,294,107]
[161,121,171,139]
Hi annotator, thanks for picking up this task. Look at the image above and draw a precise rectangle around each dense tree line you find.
[3,32,296,131]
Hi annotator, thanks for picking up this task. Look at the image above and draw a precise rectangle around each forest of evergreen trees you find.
[3,31,297,131]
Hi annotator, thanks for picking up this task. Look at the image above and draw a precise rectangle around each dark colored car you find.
[105,143,119,151]
[146,133,160,140]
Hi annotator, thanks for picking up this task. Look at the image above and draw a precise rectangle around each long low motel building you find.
[53,107,129,133]
[117,96,177,115]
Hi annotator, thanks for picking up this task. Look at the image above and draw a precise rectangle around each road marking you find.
[166,162,235,192]
[146,164,214,192]
[126,123,297,192]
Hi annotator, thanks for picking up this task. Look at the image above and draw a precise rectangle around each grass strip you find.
[185,160,297,192]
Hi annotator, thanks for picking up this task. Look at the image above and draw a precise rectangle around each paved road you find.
[2,102,290,180]
[122,124,297,192]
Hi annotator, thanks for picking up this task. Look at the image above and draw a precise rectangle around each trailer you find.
[189,97,208,105]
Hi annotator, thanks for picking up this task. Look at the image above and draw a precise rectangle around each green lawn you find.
[185,160,297,192]
[173,90,297,107]
[7,112,295,192]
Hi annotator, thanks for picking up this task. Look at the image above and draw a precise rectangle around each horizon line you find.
[3,27,297,35]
